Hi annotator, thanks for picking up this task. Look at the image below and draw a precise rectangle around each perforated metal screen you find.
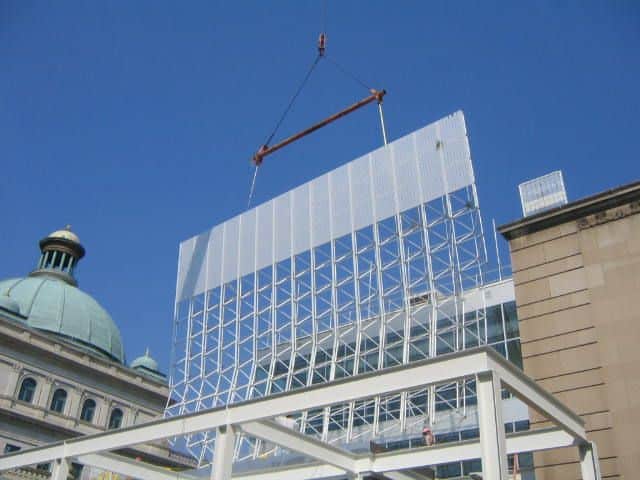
[176,111,475,302]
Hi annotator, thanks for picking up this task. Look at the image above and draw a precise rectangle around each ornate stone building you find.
[0,227,194,478]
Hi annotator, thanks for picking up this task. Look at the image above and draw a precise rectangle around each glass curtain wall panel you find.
[166,111,492,467]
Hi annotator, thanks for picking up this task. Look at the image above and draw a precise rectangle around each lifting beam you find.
[252,88,386,166]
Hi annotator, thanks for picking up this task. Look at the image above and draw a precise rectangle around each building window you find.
[108,408,123,429]
[50,388,68,413]
[17,378,37,403]
[4,444,21,454]
[80,398,96,422]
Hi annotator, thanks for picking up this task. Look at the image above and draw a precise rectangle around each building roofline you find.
[498,179,640,240]
[0,312,169,397]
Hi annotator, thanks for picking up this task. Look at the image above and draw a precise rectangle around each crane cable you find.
[247,2,378,208]
[248,54,321,208]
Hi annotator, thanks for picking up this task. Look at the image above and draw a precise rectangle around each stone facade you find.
[499,181,640,479]
[0,312,195,478]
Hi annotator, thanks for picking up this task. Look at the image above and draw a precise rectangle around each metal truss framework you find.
[0,348,601,480]
[169,181,489,465]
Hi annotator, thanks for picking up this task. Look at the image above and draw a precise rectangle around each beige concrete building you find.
[499,181,640,479]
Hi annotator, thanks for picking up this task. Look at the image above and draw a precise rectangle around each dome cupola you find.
[31,225,85,286]
[131,348,166,382]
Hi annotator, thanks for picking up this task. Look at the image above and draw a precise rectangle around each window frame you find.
[49,387,68,414]
[108,407,124,429]
[80,398,97,423]
[17,377,37,403]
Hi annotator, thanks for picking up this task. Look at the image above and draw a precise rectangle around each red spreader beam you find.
[252,88,386,166]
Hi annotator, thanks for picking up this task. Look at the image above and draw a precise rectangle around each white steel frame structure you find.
[168,112,493,467]
[0,348,601,480]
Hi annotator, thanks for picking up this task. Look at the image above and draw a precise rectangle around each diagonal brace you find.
[240,420,357,473]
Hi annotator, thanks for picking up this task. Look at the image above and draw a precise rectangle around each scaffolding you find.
[167,111,491,467]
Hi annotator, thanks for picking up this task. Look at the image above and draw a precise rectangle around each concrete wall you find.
[504,195,640,479]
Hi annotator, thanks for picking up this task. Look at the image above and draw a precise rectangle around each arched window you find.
[49,388,67,413]
[80,398,96,422]
[18,378,37,403]
[108,408,123,429]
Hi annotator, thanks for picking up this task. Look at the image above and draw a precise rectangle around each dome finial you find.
[145,347,150,356]
[30,227,86,286]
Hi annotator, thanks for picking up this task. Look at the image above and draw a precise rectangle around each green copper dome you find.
[0,293,21,315]
[131,348,166,382]
[131,349,159,371]
[0,227,125,364]
[0,276,125,363]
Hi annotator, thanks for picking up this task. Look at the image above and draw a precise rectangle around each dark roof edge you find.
[498,179,640,240]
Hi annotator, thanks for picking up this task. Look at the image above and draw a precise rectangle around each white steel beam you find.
[380,471,434,480]
[366,428,575,474]
[0,349,492,471]
[78,453,196,480]
[579,442,602,480]
[487,354,587,441]
[506,428,577,454]
[239,420,357,472]
[71,428,575,480]
[212,425,236,480]
[476,371,508,479]
[233,463,346,480]
[0,348,591,478]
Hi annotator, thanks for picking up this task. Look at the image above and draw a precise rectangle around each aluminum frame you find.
[0,348,601,480]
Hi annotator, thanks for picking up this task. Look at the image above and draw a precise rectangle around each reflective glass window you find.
[486,305,504,344]
[507,339,523,369]
[503,301,519,339]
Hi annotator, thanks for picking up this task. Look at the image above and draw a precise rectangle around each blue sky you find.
[1,1,638,371]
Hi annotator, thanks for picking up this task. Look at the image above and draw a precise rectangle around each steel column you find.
[476,371,508,479]
[211,425,236,480]
[579,442,602,480]
[50,458,70,480]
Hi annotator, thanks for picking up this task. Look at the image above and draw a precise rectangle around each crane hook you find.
[318,33,327,57]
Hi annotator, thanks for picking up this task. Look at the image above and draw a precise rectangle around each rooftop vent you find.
[518,171,568,217]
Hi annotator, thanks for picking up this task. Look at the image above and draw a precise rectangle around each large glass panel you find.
[486,305,505,344]
[507,339,523,369]
[503,301,520,339]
